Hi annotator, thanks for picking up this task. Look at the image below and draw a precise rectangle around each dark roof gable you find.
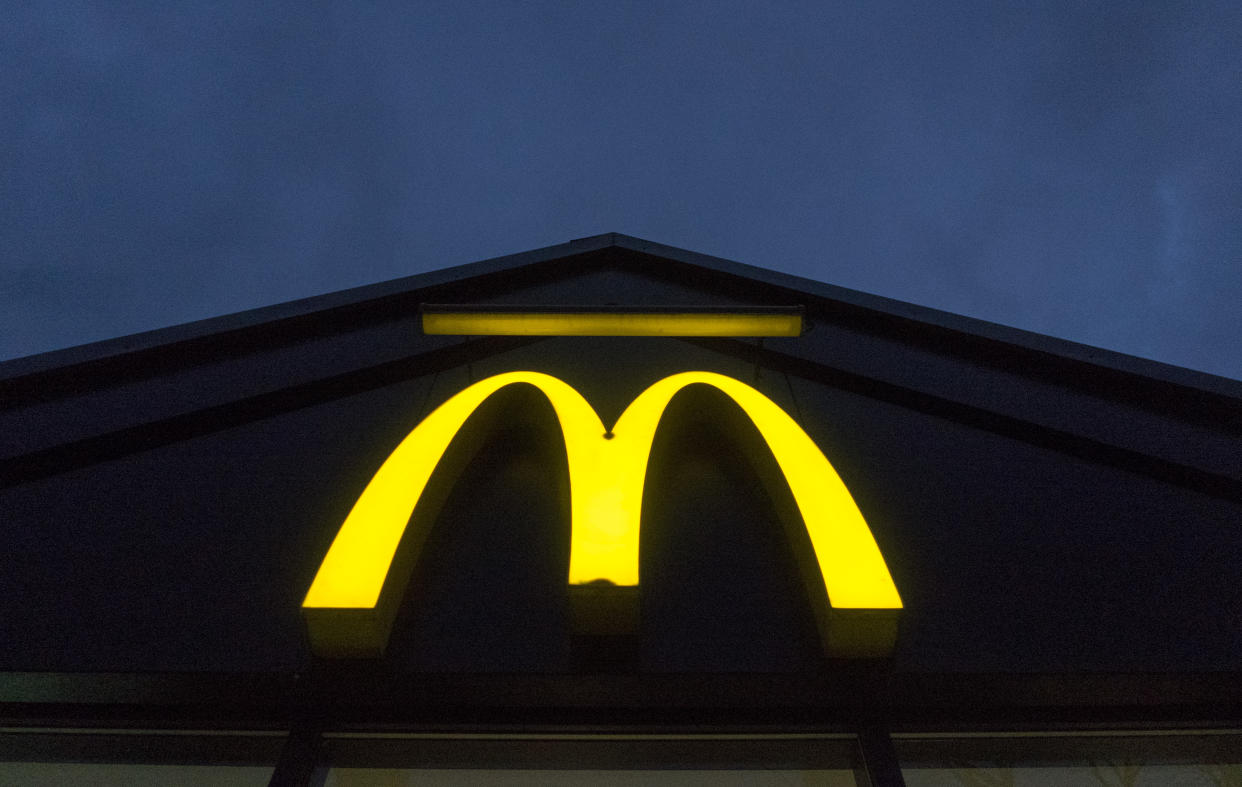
[2,234,1240,502]
[3,232,1239,400]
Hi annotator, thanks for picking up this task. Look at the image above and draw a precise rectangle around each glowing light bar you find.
[421,306,803,337]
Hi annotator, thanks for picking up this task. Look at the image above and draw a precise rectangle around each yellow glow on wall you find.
[421,311,802,337]
[303,371,901,654]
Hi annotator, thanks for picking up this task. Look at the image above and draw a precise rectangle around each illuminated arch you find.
[606,372,901,609]
[303,371,901,657]
[303,371,605,610]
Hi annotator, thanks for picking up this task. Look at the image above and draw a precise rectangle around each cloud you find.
[1,1,1239,380]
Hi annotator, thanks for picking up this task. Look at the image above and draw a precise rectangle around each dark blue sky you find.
[4,2,1240,379]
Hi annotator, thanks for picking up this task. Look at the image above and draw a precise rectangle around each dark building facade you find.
[1,234,1240,785]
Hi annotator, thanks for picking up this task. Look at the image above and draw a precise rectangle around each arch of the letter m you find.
[303,371,902,658]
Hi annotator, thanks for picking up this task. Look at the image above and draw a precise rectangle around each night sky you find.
[4,2,1240,380]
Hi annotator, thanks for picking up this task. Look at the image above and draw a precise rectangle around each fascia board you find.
[0,236,616,385]
[2,232,1239,408]
[604,234,1242,402]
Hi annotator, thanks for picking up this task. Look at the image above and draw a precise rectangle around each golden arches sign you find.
[303,371,902,658]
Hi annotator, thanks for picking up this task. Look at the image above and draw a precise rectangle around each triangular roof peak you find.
[3,232,1238,402]
[1,233,1239,502]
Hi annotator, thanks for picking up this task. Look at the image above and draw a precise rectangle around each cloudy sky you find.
[4,2,1240,379]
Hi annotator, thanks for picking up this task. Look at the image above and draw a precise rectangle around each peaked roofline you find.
[2,232,1239,403]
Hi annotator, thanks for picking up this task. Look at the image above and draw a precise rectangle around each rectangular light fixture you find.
[421,305,803,337]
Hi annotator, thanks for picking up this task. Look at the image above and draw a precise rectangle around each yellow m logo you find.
[303,371,901,658]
